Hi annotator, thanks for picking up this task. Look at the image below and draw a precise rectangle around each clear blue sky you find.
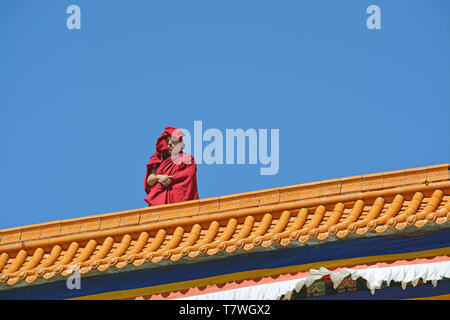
[1,0,449,229]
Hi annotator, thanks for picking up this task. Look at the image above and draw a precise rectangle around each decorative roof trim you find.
[1,163,448,249]
[0,163,449,290]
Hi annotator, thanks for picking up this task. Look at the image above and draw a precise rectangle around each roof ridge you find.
[0,163,448,247]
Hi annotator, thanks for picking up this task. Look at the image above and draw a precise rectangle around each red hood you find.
[154,126,185,155]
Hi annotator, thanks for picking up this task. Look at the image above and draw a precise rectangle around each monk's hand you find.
[158,175,173,187]
[163,176,173,187]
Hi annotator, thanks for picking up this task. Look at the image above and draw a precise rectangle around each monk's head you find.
[166,135,183,155]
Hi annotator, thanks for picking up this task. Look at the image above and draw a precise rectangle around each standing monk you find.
[144,126,199,206]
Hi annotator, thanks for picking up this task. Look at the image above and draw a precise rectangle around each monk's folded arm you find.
[147,169,159,186]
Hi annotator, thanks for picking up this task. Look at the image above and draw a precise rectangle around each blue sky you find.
[1,0,449,229]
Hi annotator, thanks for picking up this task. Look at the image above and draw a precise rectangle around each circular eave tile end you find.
[0,274,9,282]
[144,253,153,262]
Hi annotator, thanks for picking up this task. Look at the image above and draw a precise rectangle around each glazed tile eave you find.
[1,163,448,243]
[1,221,449,294]
[0,163,449,287]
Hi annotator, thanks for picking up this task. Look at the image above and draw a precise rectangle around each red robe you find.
[144,126,199,206]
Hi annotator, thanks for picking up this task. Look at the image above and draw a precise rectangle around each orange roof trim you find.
[0,163,449,287]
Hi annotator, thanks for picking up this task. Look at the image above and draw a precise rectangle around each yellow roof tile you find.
[0,163,449,287]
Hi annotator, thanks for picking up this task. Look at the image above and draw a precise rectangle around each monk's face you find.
[167,136,181,154]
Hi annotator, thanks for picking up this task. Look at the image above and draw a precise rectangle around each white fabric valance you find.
[176,261,450,300]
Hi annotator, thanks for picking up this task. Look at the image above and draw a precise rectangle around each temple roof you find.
[0,163,449,289]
